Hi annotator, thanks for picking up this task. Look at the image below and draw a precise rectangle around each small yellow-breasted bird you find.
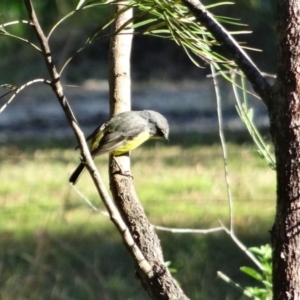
[69,110,169,184]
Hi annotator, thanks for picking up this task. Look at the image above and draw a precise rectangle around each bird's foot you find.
[111,157,134,179]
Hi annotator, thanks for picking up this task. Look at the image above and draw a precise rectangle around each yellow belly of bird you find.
[111,130,151,156]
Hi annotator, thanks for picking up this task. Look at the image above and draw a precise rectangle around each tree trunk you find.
[271,1,300,299]
[107,3,189,299]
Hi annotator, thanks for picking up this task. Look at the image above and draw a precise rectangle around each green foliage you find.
[240,245,272,300]
[218,244,272,300]
[123,0,248,69]
[232,72,275,171]
[0,0,276,84]
[0,0,270,83]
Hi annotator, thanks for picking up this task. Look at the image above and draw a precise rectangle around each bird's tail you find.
[69,162,85,185]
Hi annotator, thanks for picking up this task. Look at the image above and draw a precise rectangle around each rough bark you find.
[182,0,300,298]
[271,1,300,299]
[110,171,189,300]
[107,3,189,299]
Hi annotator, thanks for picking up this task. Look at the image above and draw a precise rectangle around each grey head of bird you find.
[140,110,169,141]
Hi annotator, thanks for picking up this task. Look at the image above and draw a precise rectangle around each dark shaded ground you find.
[1,225,270,300]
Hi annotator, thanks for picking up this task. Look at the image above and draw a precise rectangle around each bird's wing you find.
[90,124,147,157]
[74,123,105,150]
[86,122,106,142]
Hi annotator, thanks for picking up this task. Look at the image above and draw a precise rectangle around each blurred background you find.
[0,1,275,299]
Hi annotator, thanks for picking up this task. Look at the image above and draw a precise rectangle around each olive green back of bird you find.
[69,110,169,184]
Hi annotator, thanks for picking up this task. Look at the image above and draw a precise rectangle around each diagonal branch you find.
[181,0,272,107]
[23,0,77,124]
[23,0,153,279]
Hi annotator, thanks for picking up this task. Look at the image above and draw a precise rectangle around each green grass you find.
[0,136,276,299]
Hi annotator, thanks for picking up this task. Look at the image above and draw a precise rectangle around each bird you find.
[69,110,169,184]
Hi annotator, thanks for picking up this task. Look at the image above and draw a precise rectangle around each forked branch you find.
[182,0,273,107]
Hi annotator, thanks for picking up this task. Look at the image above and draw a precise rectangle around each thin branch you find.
[71,184,109,215]
[220,222,264,271]
[207,70,262,100]
[207,69,276,79]
[232,73,276,170]
[0,32,42,52]
[59,31,117,75]
[76,0,86,10]
[217,271,259,300]
[23,0,153,278]
[0,84,17,100]
[0,79,51,114]
[154,225,223,234]
[206,70,275,101]
[59,30,132,75]
[47,1,112,40]
[75,121,154,276]
[1,20,32,27]
[181,0,272,107]
[210,63,234,232]
[0,20,41,52]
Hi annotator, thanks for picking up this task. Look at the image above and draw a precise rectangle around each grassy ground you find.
[0,133,275,299]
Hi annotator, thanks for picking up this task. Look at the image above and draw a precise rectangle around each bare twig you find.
[207,69,276,79]
[1,20,33,27]
[217,271,259,300]
[0,79,51,114]
[210,63,234,232]
[231,73,276,170]
[75,121,154,276]
[220,222,264,271]
[181,0,272,107]
[154,225,223,234]
[71,184,109,215]
[0,21,41,52]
